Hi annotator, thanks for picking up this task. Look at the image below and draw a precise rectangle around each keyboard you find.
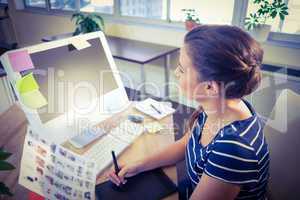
[84,120,145,173]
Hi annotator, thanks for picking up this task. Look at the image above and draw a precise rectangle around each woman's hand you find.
[106,160,144,186]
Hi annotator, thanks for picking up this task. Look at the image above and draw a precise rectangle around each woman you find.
[107,25,269,200]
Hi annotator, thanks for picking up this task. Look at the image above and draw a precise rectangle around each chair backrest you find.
[263,89,300,200]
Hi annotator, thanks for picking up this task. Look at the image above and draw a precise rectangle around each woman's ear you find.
[193,81,220,101]
[205,81,220,97]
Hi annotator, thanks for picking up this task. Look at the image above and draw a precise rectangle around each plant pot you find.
[248,24,271,42]
[185,20,200,31]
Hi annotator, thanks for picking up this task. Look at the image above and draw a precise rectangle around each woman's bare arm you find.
[139,131,190,172]
[190,174,240,200]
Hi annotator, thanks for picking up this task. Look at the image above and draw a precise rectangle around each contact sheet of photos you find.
[19,127,97,200]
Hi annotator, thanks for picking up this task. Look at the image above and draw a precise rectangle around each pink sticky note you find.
[8,50,34,72]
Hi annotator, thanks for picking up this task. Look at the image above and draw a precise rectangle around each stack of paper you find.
[134,98,175,120]
[19,127,97,200]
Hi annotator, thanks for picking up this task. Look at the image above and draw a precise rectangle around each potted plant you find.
[0,149,15,198]
[245,0,288,42]
[71,12,105,36]
[182,9,201,31]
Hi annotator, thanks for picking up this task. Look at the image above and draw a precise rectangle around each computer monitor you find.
[1,32,130,143]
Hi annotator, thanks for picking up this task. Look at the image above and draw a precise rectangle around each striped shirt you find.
[186,100,269,200]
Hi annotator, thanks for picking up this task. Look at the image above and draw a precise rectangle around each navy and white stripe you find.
[186,99,269,200]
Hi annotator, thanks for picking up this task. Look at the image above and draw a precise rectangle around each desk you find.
[42,33,179,96]
[0,102,179,200]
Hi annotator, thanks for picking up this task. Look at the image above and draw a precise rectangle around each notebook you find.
[134,98,175,120]
[95,168,177,200]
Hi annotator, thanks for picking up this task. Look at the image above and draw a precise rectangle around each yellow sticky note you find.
[71,39,91,50]
[16,73,39,94]
[20,90,47,109]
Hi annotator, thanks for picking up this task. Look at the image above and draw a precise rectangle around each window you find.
[170,0,235,24]
[80,0,114,14]
[25,0,47,8]
[281,0,300,35]
[120,0,167,20]
[22,0,300,43]
[247,0,300,35]
[247,0,281,32]
[50,0,77,11]
[0,0,8,4]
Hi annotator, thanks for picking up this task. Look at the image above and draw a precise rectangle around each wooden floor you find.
[0,88,195,200]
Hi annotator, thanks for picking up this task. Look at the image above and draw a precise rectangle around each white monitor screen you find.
[21,38,119,123]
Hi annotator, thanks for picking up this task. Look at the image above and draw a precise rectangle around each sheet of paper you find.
[16,73,39,94]
[20,90,47,109]
[8,50,35,72]
[134,98,176,120]
[19,127,97,200]
[71,39,91,51]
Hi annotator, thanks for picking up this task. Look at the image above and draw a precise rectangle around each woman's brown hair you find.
[184,25,263,131]
[184,25,263,99]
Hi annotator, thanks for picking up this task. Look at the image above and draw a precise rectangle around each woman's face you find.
[175,45,219,101]
[175,46,202,100]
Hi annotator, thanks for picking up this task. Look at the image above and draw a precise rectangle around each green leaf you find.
[281,10,288,15]
[257,8,265,16]
[81,25,87,34]
[91,15,104,30]
[90,22,97,32]
[270,10,277,18]
[0,182,13,196]
[75,17,83,26]
[73,27,81,36]
[0,150,11,161]
[279,13,285,20]
[71,13,84,22]
[246,24,250,30]
[0,161,15,171]
[247,23,254,31]
[279,2,286,7]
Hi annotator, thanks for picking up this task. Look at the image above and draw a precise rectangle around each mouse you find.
[128,114,144,123]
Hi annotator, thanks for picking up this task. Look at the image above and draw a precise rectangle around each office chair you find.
[264,89,300,200]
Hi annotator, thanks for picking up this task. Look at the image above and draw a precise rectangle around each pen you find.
[150,103,162,114]
[111,150,120,175]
